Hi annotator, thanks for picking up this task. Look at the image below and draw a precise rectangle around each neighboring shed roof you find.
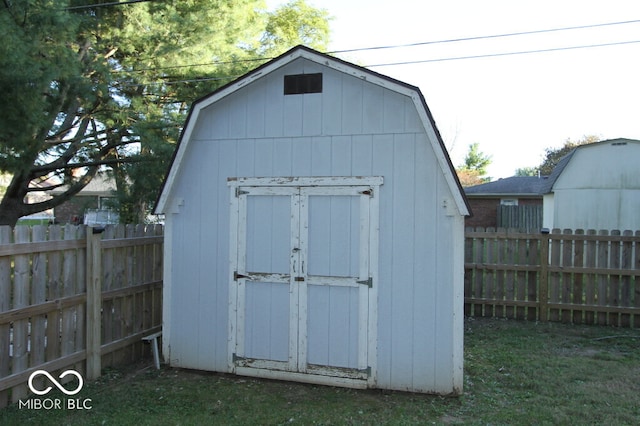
[465,176,548,197]
[155,45,470,216]
[540,138,640,193]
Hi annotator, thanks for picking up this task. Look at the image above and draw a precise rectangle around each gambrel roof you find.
[540,138,640,193]
[155,45,469,216]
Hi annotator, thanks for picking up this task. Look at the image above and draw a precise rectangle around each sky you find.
[266,0,640,179]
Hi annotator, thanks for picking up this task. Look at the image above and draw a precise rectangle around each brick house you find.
[464,176,546,231]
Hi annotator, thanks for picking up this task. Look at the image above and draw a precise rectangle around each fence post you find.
[539,232,549,322]
[86,227,104,380]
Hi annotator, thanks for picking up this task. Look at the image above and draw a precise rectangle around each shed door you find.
[230,183,377,381]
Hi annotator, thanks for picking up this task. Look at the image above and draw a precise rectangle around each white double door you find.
[229,179,379,382]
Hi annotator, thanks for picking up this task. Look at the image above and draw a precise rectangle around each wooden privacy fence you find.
[497,204,542,232]
[465,227,640,327]
[0,224,163,407]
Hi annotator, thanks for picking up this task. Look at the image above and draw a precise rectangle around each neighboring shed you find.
[464,176,546,231]
[155,46,470,394]
[541,138,640,231]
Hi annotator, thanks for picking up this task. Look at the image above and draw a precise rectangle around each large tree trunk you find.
[0,171,32,227]
[0,193,29,227]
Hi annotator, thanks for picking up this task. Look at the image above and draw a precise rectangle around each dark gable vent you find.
[284,73,322,95]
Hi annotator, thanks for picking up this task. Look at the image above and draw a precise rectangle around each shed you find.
[155,46,470,394]
[541,138,640,231]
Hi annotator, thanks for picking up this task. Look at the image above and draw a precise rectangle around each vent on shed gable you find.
[284,73,322,95]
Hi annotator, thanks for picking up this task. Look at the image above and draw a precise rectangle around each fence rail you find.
[465,227,640,327]
[0,224,163,408]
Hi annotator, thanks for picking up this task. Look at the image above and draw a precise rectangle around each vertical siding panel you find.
[362,85,384,134]
[321,70,342,135]
[311,136,331,175]
[228,92,248,139]
[303,94,322,136]
[247,80,266,138]
[292,137,312,176]
[265,72,284,137]
[272,139,293,176]
[284,94,303,136]
[331,136,352,175]
[342,76,363,134]
[212,140,237,370]
[371,134,394,388]
[196,141,217,370]
[170,189,198,367]
[236,139,256,176]
[411,134,437,391]
[383,90,405,133]
[351,135,373,176]
[434,172,456,392]
[254,138,274,176]
[209,102,230,140]
[389,133,416,390]
[404,97,422,132]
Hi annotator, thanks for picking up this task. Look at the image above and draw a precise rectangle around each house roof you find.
[155,45,470,216]
[540,138,640,193]
[50,173,116,196]
[465,176,548,197]
[467,138,640,197]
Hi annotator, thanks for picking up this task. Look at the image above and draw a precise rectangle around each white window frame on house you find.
[500,198,519,206]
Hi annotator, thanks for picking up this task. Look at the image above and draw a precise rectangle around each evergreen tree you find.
[0,0,331,225]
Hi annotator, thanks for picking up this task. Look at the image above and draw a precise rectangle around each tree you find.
[515,166,540,177]
[456,143,492,186]
[0,0,331,226]
[538,135,600,176]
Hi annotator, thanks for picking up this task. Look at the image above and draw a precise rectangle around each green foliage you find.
[515,166,540,177]
[457,142,491,184]
[261,0,332,56]
[538,135,600,176]
[0,0,331,225]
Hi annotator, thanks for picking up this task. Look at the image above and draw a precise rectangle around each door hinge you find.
[359,188,373,197]
[359,366,372,376]
[235,188,249,197]
[234,271,249,281]
[294,276,305,282]
[357,277,372,288]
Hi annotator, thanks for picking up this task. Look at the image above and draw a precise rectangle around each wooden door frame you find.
[227,176,382,388]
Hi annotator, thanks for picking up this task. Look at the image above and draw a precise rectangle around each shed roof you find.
[540,138,640,193]
[155,45,469,216]
[465,176,548,197]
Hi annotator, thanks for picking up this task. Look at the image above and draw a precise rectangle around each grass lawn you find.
[2,318,639,425]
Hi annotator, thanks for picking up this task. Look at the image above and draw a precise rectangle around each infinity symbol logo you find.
[28,370,84,396]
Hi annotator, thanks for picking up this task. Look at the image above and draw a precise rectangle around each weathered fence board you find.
[465,227,640,327]
[0,224,163,408]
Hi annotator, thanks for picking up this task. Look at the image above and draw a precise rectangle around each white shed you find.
[155,46,470,394]
[541,138,640,231]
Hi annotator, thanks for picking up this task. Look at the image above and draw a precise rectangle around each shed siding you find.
[163,57,461,392]
[191,59,422,141]
[550,142,640,231]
